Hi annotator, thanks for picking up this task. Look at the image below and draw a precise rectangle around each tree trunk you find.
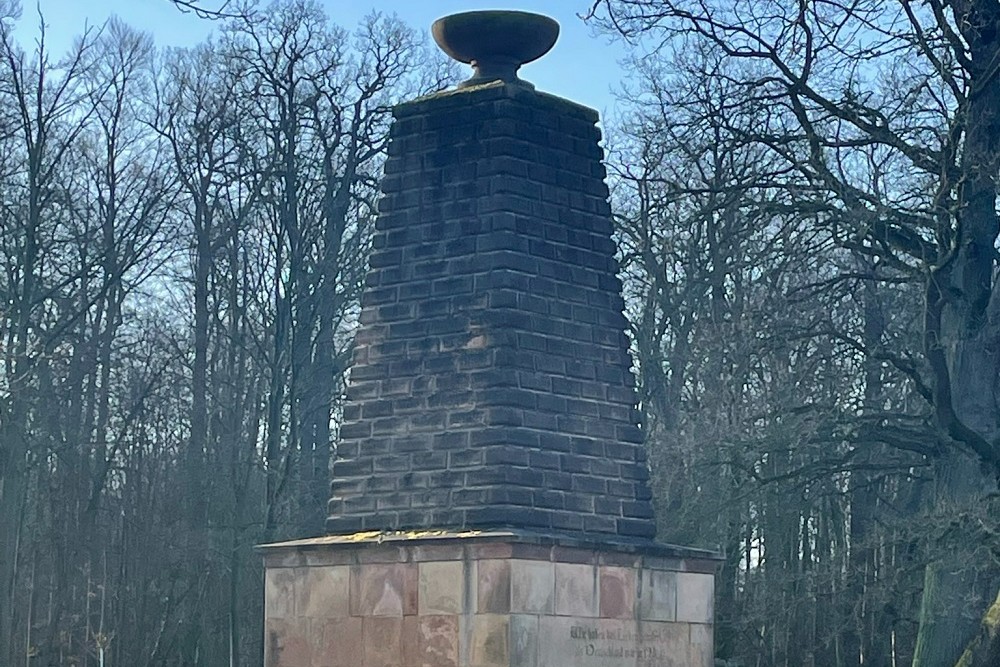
[955,590,1000,667]
[913,2,1000,663]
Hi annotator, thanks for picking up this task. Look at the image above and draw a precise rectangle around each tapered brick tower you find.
[325,65,654,542]
[260,12,718,667]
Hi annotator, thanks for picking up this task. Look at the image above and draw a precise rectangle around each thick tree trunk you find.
[955,590,1000,667]
[913,2,1000,664]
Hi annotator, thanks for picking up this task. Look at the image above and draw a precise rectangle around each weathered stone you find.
[261,536,718,666]
[351,564,407,617]
[419,614,460,667]
[537,616,633,667]
[266,568,297,620]
[297,566,350,618]
[315,617,363,667]
[419,561,465,615]
[509,614,539,667]
[598,566,636,619]
[362,616,403,667]
[639,621,693,667]
[689,623,714,667]
[554,562,597,617]
[469,614,509,667]
[262,11,719,665]
[638,568,677,622]
[431,11,560,89]
[676,573,714,623]
[401,616,420,667]
[400,564,418,616]
[510,559,554,614]
[477,559,511,613]
[265,618,312,667]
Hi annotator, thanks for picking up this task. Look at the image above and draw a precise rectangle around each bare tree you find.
[0,2,446,662]
[591,1,1000,665]
[169,0,240,20]
[0,16,103,664]
[607,45,931,665]
[224,1,447,536]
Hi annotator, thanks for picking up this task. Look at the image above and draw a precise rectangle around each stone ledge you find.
[257,528,722,567]
[395,80,600,124]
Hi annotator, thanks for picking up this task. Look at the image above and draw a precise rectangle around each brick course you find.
[327,82,656,540]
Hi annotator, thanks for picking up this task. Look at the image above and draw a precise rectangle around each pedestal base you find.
[260,531,719,667]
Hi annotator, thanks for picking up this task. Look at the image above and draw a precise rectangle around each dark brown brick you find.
[326,83,656,542]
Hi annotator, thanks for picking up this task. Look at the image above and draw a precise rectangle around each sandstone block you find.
[315,617,363,667]
[477,559,511,613]
[297,566,350,618]
[599,566,636,619]
[419,614,460,667]
[469,614,509,667]
[510,559,553,613]
[419,561,465,615]
[265,618,312,667]
[266,568,297,619]
[676,573,713,623]
[352,564,407,617]
[638,568,677,622]
[554,562,597,617]
[362,616,403,667]
[509,614,539,667]
[689,623,714,667]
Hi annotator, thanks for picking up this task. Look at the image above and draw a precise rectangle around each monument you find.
[259,11,719,666]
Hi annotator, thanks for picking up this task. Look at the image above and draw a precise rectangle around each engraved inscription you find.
[539,615,690,667]
[561,621,688,666]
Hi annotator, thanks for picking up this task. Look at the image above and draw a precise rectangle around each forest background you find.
[1,0,999,666]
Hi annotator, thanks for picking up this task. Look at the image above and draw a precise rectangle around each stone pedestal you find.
[261,532,718,667]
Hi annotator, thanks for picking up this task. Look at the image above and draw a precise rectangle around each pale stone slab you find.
[404,564,419,615]
[554,562,597,617]
[352,564,406,617]
[315,617,363,667]
[477,559,511,613]
[297,566,350,618]
[402,617,419,667]
[638,569,677,622]
[510,560,554,614]
[689,623,713,667]
[362,616,402,667]
[419,614,460,667]
[420,561,465,615]
[599,566,636,619]
[266,568,298,619]
[510,614,539,667]
[265,618,312,667]
[469,614,509,667]
[675,573,713,623]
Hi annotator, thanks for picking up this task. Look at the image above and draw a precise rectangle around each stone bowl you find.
[431,10,560,88]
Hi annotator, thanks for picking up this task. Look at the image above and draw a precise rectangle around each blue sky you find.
[17,0,630,115]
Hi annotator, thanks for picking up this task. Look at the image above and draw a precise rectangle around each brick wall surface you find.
[327,82,656,540]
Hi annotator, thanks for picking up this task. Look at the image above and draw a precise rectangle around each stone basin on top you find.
[431,10,559,88]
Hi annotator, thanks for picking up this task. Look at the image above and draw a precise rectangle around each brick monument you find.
[260,10,719,666]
